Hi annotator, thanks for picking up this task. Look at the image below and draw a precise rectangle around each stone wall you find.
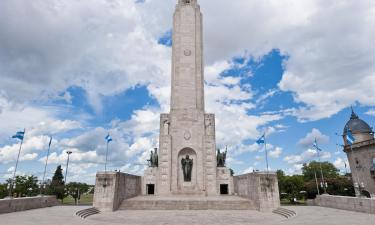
[313,195,375,214]
[0,196,58,214]
[93,172,141,212]
[234,172,280,212]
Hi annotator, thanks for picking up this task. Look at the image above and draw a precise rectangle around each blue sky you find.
[1,0,375,184]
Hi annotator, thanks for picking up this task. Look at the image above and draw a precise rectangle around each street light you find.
[64,151,73,185]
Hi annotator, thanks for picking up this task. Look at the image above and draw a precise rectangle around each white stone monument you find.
[94,0,280,212]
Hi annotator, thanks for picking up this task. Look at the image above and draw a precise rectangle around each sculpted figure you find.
[148,148,159,167]
[216,147,227,167]
[181,155,193,182]
[163,120,170,135]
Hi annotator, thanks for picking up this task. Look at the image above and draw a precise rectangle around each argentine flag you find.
[256,135,265,145]
[12,131,25,141]
[105,134,113,143]
[313,139,322,151]
[346,127,355,145]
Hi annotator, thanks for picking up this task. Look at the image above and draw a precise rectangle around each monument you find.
[93,0,280,212]
[342,109,375,197]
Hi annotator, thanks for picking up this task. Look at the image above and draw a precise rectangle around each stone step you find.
[119,196,255,210]
[76,207,100,219]
[272,208,296,219]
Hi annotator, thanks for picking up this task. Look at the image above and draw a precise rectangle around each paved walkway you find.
[1,205,375,225]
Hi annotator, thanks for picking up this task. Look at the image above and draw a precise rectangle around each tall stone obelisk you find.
[157,0,217,196]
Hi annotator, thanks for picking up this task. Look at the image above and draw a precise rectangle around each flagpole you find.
[41,137,52,195]
[314,169,320,195]
[317,148,327,194]
[105,141,109,173]
[9,128,25,198]
[264,133,269,174]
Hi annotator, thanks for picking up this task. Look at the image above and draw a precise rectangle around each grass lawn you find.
[62,194,93,205]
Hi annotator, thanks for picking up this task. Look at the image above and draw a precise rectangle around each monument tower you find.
[144,0,220,196]
[94,0,280,212]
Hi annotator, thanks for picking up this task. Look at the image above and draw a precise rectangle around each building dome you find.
[343,109,374,145]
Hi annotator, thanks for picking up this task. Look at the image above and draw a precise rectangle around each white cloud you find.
[366,109,375,116]
[333,157,349,172]
[298,128,330,148]
[284,148,331,165]
[269,147,283,159]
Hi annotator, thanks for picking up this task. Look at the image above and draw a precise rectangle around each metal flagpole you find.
[9,128,25,198]
[105,141,109,172]
[314,169,320,195]
[317,149,327,194]
[264,132,269,174]
[40,136,52,195]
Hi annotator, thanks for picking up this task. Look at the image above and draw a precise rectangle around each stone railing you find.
[0,196,58,214]
[313,194,375,214]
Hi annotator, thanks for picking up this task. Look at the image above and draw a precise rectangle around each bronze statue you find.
[148,148,159,167]
[217,147,227,167]
[181,155,193,182]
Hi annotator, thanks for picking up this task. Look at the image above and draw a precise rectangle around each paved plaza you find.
[1,206,375,225]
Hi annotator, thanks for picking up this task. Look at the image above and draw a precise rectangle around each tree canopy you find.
[302,161,339,181]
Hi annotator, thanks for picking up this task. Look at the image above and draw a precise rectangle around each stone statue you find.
[216,147,227,167]
[148,148,159,167]
[163,119,170,135]
[205,117,212,135]
[181,155,193,182]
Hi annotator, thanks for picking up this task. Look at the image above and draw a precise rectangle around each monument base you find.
[119,195,255,210]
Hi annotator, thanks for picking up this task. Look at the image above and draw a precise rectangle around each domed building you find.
[343,108,375,197]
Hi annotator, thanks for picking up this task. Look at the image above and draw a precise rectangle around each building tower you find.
[343,108,375,197]
[143,0,222,196]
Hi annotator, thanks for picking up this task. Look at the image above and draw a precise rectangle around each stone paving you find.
[1,205,375,225]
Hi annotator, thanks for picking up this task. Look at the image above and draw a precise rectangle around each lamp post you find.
[64,151,73,185]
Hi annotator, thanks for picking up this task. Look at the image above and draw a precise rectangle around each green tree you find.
[6,175,39,197]
[302,161,339,181]
[49,165,65,200]
[0,183,8,199]
[283,175,304,201]
[304,176,355,198]
[66,182,90,205]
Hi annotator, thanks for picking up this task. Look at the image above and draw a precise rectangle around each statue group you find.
[216,148,227,167]
[181,155,193,182]
[148,148,159,167]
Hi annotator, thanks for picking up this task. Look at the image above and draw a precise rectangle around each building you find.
[343,109,375,197]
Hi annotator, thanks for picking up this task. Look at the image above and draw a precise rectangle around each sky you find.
[1,0,375,184]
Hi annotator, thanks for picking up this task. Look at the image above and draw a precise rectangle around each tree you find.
[6,175,39,197]
[49,165,65,200]
[302,161,339,181]
[0,183,7,199]
[304,176,355,198]
[66,182,90,205]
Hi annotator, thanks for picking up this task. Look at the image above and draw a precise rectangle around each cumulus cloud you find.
[298,128,330,148]
[269,147,283,159]
[284,148,331,165]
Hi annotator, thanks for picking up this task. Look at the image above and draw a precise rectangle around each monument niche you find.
[94,0,280,212]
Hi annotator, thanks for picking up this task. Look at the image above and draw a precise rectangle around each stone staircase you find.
[272,208,296,219]
[76,207,100,219]
[119,195,255,210]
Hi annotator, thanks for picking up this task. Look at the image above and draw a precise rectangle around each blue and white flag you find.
[256,135,265,145]
[105,134,113,143]
[346,126,355,145]
[313,139,322,151]
[12,131,25,141]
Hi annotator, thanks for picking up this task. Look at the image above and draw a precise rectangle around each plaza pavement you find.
[1,205,375,225]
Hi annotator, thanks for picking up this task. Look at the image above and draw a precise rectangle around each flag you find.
[105,134,113,143]
[345,126,355,145]
[12,131,25,140]
[256,135,265,144]
[48,136,53,147]
[313,139,322,151]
